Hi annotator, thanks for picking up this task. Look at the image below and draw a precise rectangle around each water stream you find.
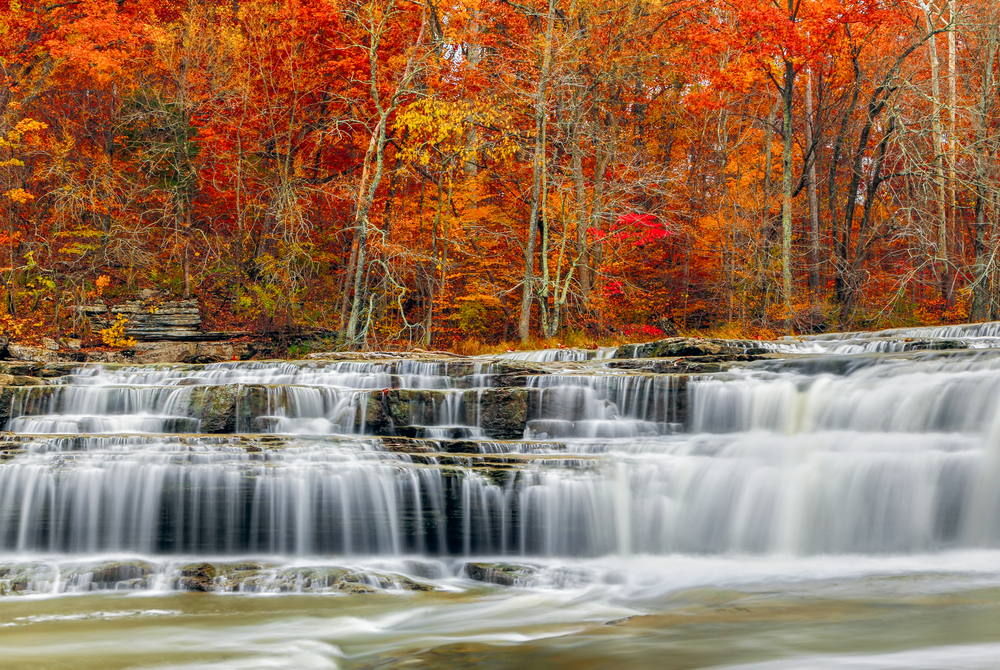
[3,327,1000,667]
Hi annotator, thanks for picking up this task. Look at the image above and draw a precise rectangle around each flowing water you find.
[4,329,1000,668]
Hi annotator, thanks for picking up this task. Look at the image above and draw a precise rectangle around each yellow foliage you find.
[101,314,137,349]
[1,117,48,203]
[395,98,517,167]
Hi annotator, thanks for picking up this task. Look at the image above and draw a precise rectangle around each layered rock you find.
[78,298,249,342]
[614,337,767,359]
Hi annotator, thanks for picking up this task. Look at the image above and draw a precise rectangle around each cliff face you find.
[79,299,202,341]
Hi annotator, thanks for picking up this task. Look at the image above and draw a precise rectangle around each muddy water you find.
[4,553,1000,669]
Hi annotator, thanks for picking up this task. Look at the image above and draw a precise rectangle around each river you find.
[3,324,1000,668]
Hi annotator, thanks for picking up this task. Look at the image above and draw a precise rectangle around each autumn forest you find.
[1,0,997,350]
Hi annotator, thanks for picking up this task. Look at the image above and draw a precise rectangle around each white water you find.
[5,323,1000,666]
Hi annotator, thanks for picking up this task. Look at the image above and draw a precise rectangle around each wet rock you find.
[11,376,46,386]
[363,391,393,435]
[914,338,965,351]
[614,337,766,359]
[362,389,452,435]
[213,562,268,592]
[187,384,240,433]
[0,562,57,595]
[0,388,13,420]
[0,386,59,421]
[463,388,529,439]
[177,562,217,592]
[64,560,154,591]
[38,363,81,377]
[0,362,40,376]
[608,354,776,374]
[258,566,431,594]
[464,562,537,587]
[0,361,80,378]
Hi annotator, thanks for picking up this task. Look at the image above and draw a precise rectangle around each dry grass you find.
[684,322,782,341]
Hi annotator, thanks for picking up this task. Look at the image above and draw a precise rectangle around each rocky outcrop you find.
[172,562,431,594]
[5,344,78,363]
[4,341,258,365]
[176,562,217,592]
[467,388,529,439]
[363,388,532,439]
[607,354,779,374]
[62,561,154,591]
[79,297,250,342]
[81,299,202,340]
[464,562,537,586]
[129,341,258,364]
[614,337,767,359]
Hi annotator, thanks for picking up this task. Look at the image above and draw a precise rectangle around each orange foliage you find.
[0,0,996,347]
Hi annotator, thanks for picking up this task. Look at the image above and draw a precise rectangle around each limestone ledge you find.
[0,374,692,438]
[3,341,259,365]
[0,560,434,595]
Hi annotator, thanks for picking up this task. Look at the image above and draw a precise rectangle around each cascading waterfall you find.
[6,327,1000,596]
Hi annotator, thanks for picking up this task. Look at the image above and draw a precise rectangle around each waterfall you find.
[5,330,1000,575]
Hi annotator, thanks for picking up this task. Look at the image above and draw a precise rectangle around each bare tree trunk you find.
[345,129,380,345]
[780,57,795,325]
[947,0,958,292]
[346,5,426,347]
[970,22,997,321]
[764,101,775,216]
[571,126,591,301]
[926,4,951,303]
[518,0,557,341]
[805,67,821,292]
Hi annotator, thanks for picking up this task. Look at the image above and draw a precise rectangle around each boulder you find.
[464,388,529,439]
[60,338,82,351]
[464,562,537,586]
[187,384,241,433]
[176,563,217,592]
[6,344,60,363]
[361,389,452,435]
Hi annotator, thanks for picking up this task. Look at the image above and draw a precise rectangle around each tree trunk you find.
[518,0,557,341]
[805,67,821,292]
[947,0,958,289]
[571,126,591,302]
[926,5,950,303]
[780,58,795,325]
[970,25,996,321]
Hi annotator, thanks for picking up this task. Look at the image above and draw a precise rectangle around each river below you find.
[4,553,1000,669]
